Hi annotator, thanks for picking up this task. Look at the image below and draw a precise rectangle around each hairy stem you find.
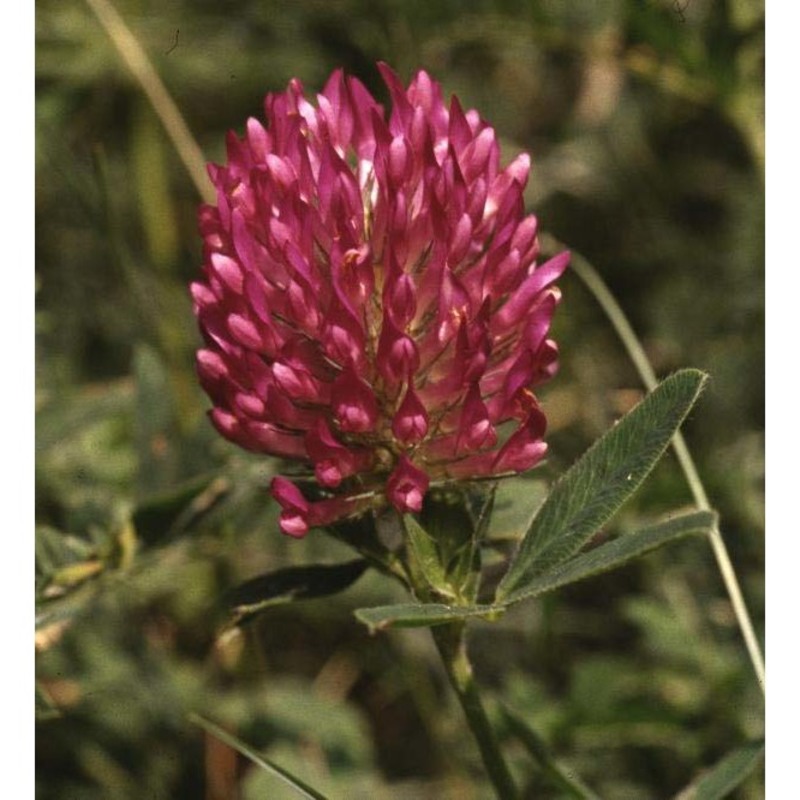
[544,234,765,694]
[432,623,518,800]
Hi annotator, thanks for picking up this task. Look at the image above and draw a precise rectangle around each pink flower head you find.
[193,64,567,536]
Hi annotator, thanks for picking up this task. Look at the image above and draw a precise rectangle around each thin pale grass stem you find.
[542,233,765,695]
[83,0,214,203]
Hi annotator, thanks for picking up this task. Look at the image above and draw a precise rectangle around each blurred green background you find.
[35,0,764,797]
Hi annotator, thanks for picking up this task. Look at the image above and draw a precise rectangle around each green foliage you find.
[501,707,602,800]
[354,509,715,632]
[355,602,500,634]
[35,0,763,797]
[674,741,765,800]
[415,488,487,602]
[500,509,716,604]
[497,370,708,601]
[225,559,369,627]
[191,714,330,800]
[133,343,180,496]
[131,473,226,545]
[403,514,456,600]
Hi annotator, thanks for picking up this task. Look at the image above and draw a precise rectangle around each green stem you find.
[432,623,519,800]
[546,234,765,695]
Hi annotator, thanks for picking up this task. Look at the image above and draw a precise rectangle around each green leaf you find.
[403,514,455,599]
[36,379,133,456]
[326,513,403,577]
[419,489,483,597]
[226,560,369,627]
[189,714,330,800]
[355,511,715,634]
[354,602,501,634]
[471,482,497,543]
[497,369,707,603]
[35,525,95,579]
[673,740,764,800]
[453,485,494,601]
[132,473,228,545]
[502,510,716,605]
[36,525,105,603]
[134,344,178,496]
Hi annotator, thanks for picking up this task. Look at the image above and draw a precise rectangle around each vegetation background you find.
[35,0,764,797]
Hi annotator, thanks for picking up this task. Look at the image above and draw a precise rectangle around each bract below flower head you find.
[193,63,568,536]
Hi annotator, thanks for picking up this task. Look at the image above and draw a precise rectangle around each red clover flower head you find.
[192,64,568,537]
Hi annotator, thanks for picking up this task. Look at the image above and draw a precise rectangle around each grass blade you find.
[501,707,601,800]
[83,0,213,201]
[189,713,330,800]
[673,740,764,800]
